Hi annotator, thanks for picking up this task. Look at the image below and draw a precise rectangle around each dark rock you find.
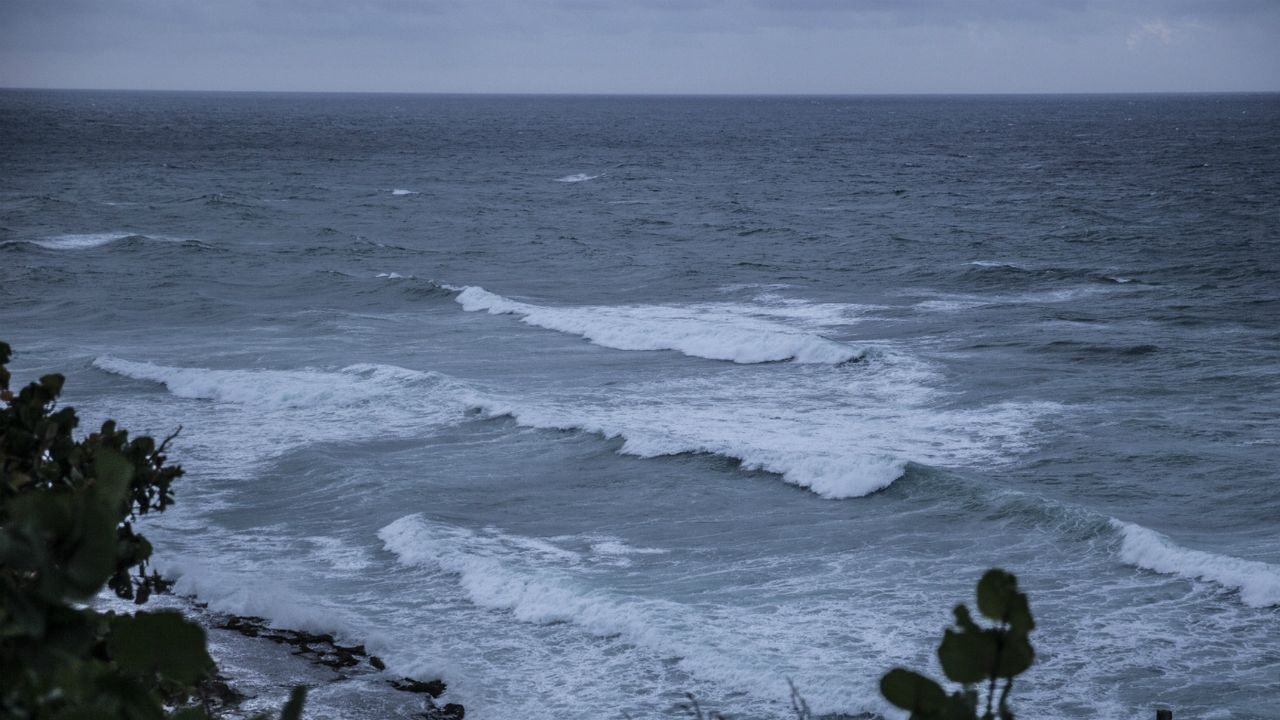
[390,678,446,697]
[419,703,465,720]
[368,655,386,671]
[196,675,246,712]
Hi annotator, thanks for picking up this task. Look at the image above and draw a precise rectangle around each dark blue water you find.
[2,90,1278,719]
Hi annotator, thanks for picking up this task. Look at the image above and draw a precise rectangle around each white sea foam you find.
[160,556,358,634]
[588,539,665,557]
[1111,520,1280,607]
[94,356,442,409]
[376,272,407,279]
[391,188,418,196]
[92,357,467,471]
[461,359,1055,499]
[306,536,375,572]
[377,516,835,707]
[452,285,866,364]
[381,516,644,628]
[31,233,135,249]
[21,232,195,250]
[94,352,1051,501]
[555,173,598,183]
[913,285,1122,312]
[966,260,1027,269]
[379,515,925,716]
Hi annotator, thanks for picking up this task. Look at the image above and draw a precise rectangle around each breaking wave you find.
[92,353,1052,500]
[451,285,866,364]
[1111,520,1280,607]
[91,357,468,472]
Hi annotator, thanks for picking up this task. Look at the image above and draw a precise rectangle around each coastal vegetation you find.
[0,340,303,719]
[879,569,1035,720]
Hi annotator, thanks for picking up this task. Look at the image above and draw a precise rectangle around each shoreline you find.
[98,589,464,719]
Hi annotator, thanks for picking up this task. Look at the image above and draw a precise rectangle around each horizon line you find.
[2,86,1278,98]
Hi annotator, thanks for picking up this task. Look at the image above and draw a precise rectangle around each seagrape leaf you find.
[880,668,945,713]
[976,570,1034,633]
[996,632,1035,679]
[108,610,214,687]
[280,685,308,720]
[938,626,998,685]
[9,488,117,600]
[93,446,134,510]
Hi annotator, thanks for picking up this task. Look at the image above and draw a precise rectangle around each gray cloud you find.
[1,0,1277,92]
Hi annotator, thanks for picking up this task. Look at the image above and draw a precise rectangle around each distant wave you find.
[913,285,1124,312]
[26,233,143,250]
[955,259,1155,286]
[966,260,1028,270]
[451,285,866,365]
[555,173,598,183]
[3,232,202,251]
[1111,520,1280,607]
[391,189,418,196]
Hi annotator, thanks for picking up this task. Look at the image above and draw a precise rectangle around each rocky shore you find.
[212,613,465,720]
[98,589,463,720]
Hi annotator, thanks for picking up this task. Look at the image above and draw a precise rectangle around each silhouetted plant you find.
[0,340,305,720]
[880,569,1035,720]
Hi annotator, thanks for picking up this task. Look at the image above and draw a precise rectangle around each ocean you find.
[1,90,1277,719]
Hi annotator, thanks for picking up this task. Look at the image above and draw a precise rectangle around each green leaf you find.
[280,685,307,720]
[938,627,998,685]
[976,570,1015,622]
[108,610,214,687]
[68,499,124,596]
[880,668,945,713]
[940,690,981,720]
[93,446,134,510]
[976,570,1034,633]
[996,632,1035,678]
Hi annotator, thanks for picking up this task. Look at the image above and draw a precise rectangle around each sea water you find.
[2,91,1278,719]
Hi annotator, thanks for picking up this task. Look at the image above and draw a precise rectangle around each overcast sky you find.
[1,0,1277,94]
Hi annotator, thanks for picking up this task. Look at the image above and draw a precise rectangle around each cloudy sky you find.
[2,0,1277,93]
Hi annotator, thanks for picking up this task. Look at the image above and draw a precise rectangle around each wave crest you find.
[453,286,865,365]
[1111,520,1280,607]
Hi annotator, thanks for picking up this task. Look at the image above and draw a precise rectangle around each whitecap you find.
[452,285,866,364]
[555,173,598,183]
[31,233,134,250]
[1111,519,1280,607]
[91,357,468,473]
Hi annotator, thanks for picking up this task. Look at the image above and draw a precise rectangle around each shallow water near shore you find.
[3,90,1279,719]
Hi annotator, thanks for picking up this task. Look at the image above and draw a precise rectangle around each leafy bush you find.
[0,340,304,720]
[880,569,1035,720]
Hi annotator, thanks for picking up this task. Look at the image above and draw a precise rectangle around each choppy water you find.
[2,90,1279,719]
